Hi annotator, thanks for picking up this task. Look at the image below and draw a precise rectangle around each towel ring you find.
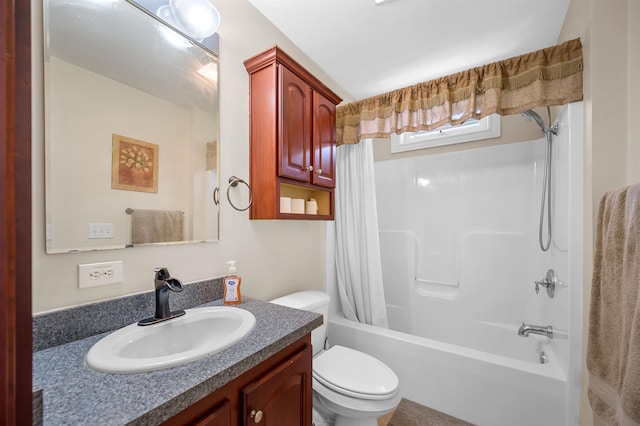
[227,176,253,211]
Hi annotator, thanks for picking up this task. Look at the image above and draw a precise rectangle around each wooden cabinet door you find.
[279,66,312,183]
[192,400,231,426]
[243,346,312,426]
[312,91,337,188]
[162,397,232,426]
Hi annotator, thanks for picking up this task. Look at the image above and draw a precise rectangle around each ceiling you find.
[248,0,571,101]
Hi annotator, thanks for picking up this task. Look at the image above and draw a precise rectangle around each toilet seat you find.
[313,377,402,420]
[313,345,399,401]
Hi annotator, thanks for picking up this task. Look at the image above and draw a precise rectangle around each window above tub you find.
[390,114,501,153]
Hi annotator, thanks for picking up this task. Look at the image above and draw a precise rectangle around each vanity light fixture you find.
[156,0,221,41]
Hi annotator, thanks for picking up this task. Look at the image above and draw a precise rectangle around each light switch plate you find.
[78,261,123,288]
[88,223,114,239]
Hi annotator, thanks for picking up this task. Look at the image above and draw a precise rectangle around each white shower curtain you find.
[335,139,388,328]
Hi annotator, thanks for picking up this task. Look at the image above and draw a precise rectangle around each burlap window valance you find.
[336,38,583,145]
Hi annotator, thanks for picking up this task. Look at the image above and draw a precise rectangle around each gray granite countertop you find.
[33,298,321,425]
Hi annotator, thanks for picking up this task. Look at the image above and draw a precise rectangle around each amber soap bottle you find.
[223,261,242,305]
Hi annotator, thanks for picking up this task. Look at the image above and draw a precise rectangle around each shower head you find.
[521,109,558,135]
[521,110,547,133]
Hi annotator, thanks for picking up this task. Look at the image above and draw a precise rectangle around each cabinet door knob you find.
[305,165,314,172]
[315,168,322,174]
[250,409,264,423]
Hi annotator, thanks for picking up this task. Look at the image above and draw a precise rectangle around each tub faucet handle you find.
[534,269,556,298]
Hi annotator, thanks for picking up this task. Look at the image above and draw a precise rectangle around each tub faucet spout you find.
[518,322,553,338]
[138,267,185,326]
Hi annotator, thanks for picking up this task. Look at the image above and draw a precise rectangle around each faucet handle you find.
[155,267,170,281]
[154,267,183,292]
[533,269,556,298]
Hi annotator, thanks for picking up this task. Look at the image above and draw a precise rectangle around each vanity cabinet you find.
[244,46,342,220]
[243,345,311,425]
[163,335,312,426]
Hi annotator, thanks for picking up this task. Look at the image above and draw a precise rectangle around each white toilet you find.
[270,291,400,426]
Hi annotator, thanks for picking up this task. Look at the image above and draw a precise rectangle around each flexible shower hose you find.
[539,129,553,252]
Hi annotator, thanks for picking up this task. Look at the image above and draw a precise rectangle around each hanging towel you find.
[131,209,184,244]
[587,183,640,426]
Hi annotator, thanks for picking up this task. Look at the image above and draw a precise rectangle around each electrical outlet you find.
[78,261,123,288]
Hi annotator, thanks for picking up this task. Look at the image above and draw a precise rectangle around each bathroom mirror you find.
[44,0,220,253]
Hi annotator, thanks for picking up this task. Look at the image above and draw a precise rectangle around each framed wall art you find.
[111,134,159,193]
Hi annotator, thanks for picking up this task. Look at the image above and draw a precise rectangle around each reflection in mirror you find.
[44,0,220,253]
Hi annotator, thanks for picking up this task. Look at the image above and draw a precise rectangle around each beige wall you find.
[46,58,201,251]
[31,0,352,313]
[628,0,640,185]
[558,0,640,424]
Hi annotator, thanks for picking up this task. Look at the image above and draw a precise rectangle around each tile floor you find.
[314,399,472,426]
[377,409,395,425]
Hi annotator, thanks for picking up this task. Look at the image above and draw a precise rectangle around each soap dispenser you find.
[223,261,242,305]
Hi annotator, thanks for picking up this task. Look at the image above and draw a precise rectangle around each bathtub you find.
[324,102,583,425]
[328,315,567,426]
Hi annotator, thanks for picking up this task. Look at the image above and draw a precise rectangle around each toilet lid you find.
[313,345,399,400]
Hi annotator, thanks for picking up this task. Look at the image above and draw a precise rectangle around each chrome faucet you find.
[518,322,553,338]
[138,267,185,326]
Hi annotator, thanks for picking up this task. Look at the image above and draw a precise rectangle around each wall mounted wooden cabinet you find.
[244,46,342,220]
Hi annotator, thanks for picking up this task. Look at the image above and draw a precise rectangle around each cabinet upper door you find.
[243,346,312,426]
[312,91,337,188]
[279,66,312,183]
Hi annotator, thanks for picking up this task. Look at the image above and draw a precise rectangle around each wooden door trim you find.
[1,0,33,423]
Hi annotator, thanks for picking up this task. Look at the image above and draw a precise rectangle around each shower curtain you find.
[335,139,388,327]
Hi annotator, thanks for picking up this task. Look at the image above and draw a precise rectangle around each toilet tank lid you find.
[270,291,329,311]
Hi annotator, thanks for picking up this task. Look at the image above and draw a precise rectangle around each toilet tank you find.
[270,291,329,356]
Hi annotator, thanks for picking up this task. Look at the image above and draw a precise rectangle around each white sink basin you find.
[85,306,256,374]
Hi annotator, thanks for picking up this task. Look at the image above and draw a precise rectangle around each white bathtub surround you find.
[335,139,388,327]
[326,102,584,426]
[587,183,640,426]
